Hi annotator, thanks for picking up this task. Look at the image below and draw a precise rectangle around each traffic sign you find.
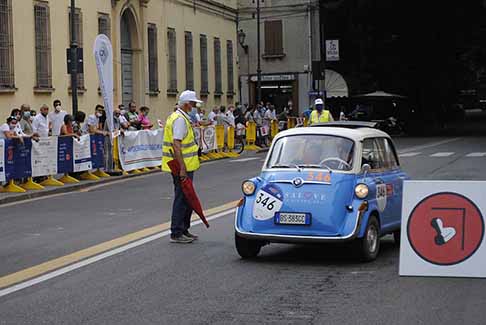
[400,181,486,278]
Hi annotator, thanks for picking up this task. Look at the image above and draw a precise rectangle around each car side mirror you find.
[361,163,371,179]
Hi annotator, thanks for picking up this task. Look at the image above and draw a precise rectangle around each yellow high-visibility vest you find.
[162,110,200,172]
[310,110,330,125]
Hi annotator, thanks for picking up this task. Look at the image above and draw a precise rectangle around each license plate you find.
[275,212,311,225]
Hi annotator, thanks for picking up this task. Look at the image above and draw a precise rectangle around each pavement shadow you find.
[245,238,398,267]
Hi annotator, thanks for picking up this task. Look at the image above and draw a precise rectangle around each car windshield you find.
[266,135,355,171]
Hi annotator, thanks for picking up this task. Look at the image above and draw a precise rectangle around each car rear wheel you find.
[393,230,401,245]
[357,215,380,262]
[235,232,262,259]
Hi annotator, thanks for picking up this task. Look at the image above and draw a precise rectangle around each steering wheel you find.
[319,157,351,170]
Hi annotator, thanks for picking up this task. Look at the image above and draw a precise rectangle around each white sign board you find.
[399,181,486,278]
[73,135,92,172]
[326,40,339,61]
[0,140,5,182]
[31,137,58,177]
[118,129,164,171]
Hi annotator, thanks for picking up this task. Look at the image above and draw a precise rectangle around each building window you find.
[0,0,14,89]
[226,40,234,96]
[147,24,158,94]
[264,20,284,56]
[214,37,222,96]
[167,28,177,94]
[34,2,52,89]
[200,34,208,96]
[185,32,194,91]
[69,7,84,90]
[98,13,110,39]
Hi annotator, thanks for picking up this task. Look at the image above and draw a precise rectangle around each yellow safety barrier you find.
[0,180,26,193]
[94,169,111,178]
[287,118,295,129]
[20,177,45,190]
[58,174,80,184]
[304,118,308,127]
[79,171,101,181]
[225,126,240,158]
[41,175,64,187]
[112,135,126,174]
[245,121,261,151]
[270,120,279,139]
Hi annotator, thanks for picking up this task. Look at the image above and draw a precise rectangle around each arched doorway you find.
[120,9,137,107]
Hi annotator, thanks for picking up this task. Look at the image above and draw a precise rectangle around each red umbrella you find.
[167,159,210,228]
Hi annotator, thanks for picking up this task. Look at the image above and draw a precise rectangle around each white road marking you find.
[0,208,236,298]
[397,138,461,154]
[430,152,455,157]
[399,152,421,157]
[230,157,260,163]
[466,152,486,157]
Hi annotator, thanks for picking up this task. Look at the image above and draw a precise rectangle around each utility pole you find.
[256,0,262,105]
[70,0,78,116]
[319,0,325,104]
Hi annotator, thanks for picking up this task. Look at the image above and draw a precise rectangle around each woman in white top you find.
[0,117,25,141]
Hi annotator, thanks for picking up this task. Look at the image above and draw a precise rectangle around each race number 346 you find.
[253,184,283,220]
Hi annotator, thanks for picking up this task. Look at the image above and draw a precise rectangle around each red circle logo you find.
[407,192,484,265]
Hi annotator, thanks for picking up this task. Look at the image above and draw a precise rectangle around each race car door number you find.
[253,189,283,220]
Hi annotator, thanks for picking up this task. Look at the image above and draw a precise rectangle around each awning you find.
[325,69,348,98]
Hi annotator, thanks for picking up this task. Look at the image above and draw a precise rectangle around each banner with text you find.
[31,137,58,177]
[74,135,92,172]
[118,130,164,171]
[0,140,5,182]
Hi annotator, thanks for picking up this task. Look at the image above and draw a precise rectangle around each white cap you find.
[315,98,324,106]
[178,90,202,105]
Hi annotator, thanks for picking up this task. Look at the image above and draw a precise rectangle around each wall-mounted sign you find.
[250,74,296,82]
[326,40,339,62]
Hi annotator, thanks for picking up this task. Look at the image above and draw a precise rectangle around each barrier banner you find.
[57,137,73,174]
[74,135,92,172]
[0,140,5,182]
[7,139,31,180]
[90,134,105,169]
[201,126,217,153]
[194,127,202,148]
[118,130,164,171]
[31,137,58,177]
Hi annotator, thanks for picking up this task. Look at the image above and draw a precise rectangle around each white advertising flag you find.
[93,34,114,132]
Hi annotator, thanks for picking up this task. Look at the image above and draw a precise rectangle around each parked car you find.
[234,122,409,261]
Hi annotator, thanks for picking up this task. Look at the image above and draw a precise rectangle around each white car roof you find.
[274,126,391,142]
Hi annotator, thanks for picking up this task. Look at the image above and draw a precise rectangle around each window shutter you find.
[185,32,194,90]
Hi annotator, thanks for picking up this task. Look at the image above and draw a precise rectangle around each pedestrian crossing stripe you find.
[399,152,421,157]
[430,152,455,157]
[466,152,486,157]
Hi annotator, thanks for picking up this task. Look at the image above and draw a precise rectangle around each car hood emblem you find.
[292,177,304,187]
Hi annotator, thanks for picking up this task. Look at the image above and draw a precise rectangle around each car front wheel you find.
[357,215,380,262]
[235,232,262,259]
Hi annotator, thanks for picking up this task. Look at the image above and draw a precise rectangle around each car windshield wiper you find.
[299,164,333,173]
[270,164,302,171]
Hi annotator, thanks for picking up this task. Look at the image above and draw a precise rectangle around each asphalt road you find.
[1,136,486,324]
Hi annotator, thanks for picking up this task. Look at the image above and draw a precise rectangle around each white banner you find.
[201,126,217,153]
[73,135,92,172]
[0,140,5,182]
[31,137,58,177]
[94,34,114,133]
[400,181,486,278]
[118,129,164,171]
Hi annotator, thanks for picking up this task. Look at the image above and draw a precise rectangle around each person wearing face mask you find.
[114,108,129,131]
[137,106,153,130]
[81,105,109,135]
[19,104,34,135]
[162,90,203,244]
[48,99,67,136]
[0,116,22,141]
[32,104,50,138]
[309,98,334,125]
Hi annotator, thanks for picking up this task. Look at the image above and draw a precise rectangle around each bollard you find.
[245,121,261,151]
[20,177,45,190]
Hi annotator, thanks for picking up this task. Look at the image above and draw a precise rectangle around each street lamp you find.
[238,29,248,54]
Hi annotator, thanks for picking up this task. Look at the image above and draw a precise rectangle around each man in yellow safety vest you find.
[309,98,334,125]
[162,90,202,244]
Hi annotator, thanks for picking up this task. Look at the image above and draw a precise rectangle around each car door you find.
[361,138,395,228]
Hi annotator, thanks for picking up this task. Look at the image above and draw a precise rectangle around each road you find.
[1,136,486,324]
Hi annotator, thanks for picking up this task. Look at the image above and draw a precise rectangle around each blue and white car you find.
[235,122,409,261]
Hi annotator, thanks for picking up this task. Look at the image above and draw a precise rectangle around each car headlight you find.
[242,180,256,196]
[355,184,369,199]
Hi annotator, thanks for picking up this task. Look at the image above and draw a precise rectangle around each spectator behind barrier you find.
[19,104,33,136]
[114,107,129,131]
[73,111,86,135]
[138,106,153,130]
[32,104,50,138]
[60,114,79,139]
[81,105,108,136]
[208,107,219,125]
[0,116,21,141]
[49,99,67,136]
[125,101,140,130]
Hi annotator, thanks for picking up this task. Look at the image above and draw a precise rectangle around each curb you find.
[0,156,229,206]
